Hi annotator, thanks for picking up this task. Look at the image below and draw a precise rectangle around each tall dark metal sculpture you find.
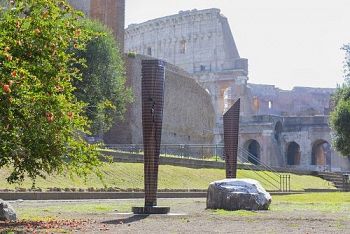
[132,59,170,214]
[223,99,240,178]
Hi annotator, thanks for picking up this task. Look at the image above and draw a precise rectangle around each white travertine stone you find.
[125,8,245,75]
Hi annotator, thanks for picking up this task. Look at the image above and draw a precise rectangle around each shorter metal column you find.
[223,99,240,178]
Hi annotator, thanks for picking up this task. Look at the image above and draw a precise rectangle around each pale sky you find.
[125,0,350,90]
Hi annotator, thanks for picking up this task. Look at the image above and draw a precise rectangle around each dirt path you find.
[2,198,349,233]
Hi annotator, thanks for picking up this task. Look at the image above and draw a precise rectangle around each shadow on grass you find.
[102,214,149,225]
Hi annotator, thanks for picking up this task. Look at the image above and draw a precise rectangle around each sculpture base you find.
[132,206,170,214]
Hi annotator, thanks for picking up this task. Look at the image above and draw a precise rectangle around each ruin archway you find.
[311,140,331,167]
[244,140,261,165]
[286,142,301,165]
[274,121,283,142]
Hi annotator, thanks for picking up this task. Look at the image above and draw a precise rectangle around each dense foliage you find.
[0,0,102,183]
[74,20,131,136]
[330,44,350,156]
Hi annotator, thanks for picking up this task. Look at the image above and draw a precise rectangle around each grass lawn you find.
[271,192,350,212]
[0,162,335,191]
[212,192,350,216]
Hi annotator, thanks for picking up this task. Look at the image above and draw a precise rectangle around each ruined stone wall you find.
[125,8,246,75]
[104,55,215,145]
[239,115,284,167]
[247,84,335,116]
[239,115,350,172]
[281,117,349,171]
[68,0,125,51]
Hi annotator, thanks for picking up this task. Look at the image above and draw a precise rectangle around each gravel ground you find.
[1,198,349,233]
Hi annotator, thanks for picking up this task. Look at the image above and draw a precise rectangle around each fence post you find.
[279,175,281,191]
[165,145,167,157]
[288,174,291,192]
[202,145,204,160]
[215,144,218,161]
[181,145,183,158]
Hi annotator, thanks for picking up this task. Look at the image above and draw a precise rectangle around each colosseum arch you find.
[286,141,301,165]
[243,139,261,165]
[311,140,331,167]
[274,121,283,142]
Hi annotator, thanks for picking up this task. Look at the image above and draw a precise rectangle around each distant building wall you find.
[104,55,215,145]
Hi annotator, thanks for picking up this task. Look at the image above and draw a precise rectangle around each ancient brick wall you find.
[67,0,125,51]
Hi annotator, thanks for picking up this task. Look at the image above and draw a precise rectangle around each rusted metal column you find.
[223,99,240,178]
[142,59,165,206]
[132,59,169,214]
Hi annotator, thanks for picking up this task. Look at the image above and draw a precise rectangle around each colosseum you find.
[67,1,350,172]
[123,8,350,172]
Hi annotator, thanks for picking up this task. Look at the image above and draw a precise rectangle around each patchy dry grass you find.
[3,193,350,233]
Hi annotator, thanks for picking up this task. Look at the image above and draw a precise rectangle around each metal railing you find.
[238,146,290,191]
[343,174,350,191]
[104,144,224,161]
[104,143,291,191]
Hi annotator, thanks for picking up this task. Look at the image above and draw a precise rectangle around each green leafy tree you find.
[73,20,131,137]
[0,0,102,183]
[330,44,350,156]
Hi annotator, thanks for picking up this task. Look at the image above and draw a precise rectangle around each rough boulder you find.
[206,178,271,211]
[0,199,16,221]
